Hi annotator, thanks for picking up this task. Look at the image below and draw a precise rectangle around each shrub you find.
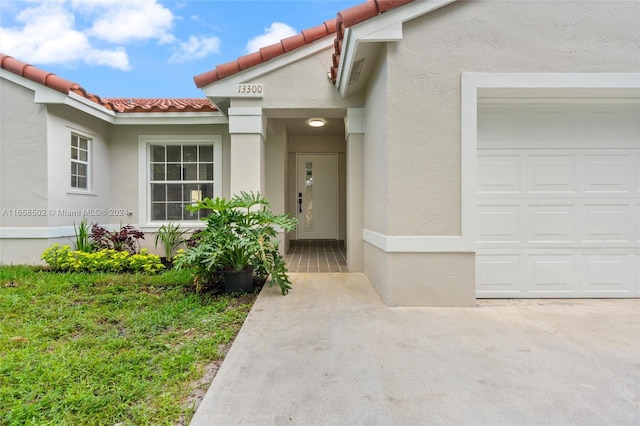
[154,221,189,261]
[90,224,145,254]
[42,245,164,273]
[174,192,297,295]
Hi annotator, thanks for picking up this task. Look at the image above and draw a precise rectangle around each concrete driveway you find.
[190,273,640,425]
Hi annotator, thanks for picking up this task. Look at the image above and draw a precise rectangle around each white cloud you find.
[169,35,221,63]
[82,0,175,44]
[0,3,131,70]
[85,47,130,70]
[245,22,297,54]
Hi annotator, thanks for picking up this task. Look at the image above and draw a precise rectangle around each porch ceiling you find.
[265,108,346,136]
[283,117,345,136]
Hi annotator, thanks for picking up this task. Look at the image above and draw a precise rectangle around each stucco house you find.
[1,0,638,306]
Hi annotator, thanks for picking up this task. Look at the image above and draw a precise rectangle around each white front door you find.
[296,154,338,240]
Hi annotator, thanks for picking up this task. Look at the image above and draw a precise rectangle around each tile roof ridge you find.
[193,0,415,89]
[1,52,78,95]
[102,97,216,113]
[1,53,217,113]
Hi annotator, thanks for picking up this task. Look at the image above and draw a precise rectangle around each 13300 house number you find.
[237,83,263,96]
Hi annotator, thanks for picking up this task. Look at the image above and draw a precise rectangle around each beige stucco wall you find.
[365,244,475,306]
[0,80,48,228]
[385,0,640,236]
[249,46,359,110]
[0,80,49,263]
[363,48,389,236]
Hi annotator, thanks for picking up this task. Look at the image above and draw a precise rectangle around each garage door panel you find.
[478,250,640,298]
[477,154,521,193]
[477,205,520,244]
[528,205,576,243]
[581,254,636,295]
[527,155,576,193]
[477,101,639,298]
[478,109,521,145]
[528,109,576,144]
[476,254,523,296]
[579,106,639,144]
[529,254,575,295]
[583,154,636,194]
[581,203,635,244]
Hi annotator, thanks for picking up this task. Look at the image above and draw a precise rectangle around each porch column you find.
[345,108,365,272]
[228,107,266,196]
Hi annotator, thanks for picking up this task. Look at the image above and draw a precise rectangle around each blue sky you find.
[0,0,362,98]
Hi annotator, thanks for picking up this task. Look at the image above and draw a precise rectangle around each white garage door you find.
[476,102,639,298]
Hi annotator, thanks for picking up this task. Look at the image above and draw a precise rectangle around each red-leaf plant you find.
[90,224,145,254]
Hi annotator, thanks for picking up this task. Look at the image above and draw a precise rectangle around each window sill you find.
[67,191,97,196]
[140,222,206,233]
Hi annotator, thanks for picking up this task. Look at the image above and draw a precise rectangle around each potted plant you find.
[174,192,297,295]
[154,221,189,268]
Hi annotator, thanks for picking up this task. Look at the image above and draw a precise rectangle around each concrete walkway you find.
[190,273,640,426]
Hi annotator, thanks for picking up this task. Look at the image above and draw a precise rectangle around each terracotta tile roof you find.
[102,98,216,113]
[1,53,216,113]
[194,0,415,88]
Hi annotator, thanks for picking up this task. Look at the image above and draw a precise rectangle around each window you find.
[71,134,90,190]
[149,143,217,221]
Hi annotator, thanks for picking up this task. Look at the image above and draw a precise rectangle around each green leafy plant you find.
[72,218,95,252]
[42,244,164,273]
[174,192,297,295]
[154,221,189,261]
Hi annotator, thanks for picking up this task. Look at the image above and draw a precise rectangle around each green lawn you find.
[0,266,258,425]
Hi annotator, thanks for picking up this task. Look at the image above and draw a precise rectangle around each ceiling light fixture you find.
[307,118,326,128]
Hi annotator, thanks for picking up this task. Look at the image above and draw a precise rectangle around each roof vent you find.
[348,58,365,86]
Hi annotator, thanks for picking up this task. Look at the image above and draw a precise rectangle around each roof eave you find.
[113,111,228,126]
[334,0,458,97]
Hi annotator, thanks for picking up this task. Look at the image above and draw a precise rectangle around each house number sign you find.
[236,83,264,97]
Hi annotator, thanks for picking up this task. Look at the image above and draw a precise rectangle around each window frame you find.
[138,135,222,226]
[70,133,91,191]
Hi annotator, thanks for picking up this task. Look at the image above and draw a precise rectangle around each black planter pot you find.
[223,267,254,294]
[160,257,173,269]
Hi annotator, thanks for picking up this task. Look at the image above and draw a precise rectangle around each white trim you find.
[0,226,75,239]
[137,135,223,227]
[114,113,227,126]
[0,224,140,239]
[345,107,365,137]
[463,73,640,91]
[363,229,474,253]
[228,107,266,136]
[70,131,92,192]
